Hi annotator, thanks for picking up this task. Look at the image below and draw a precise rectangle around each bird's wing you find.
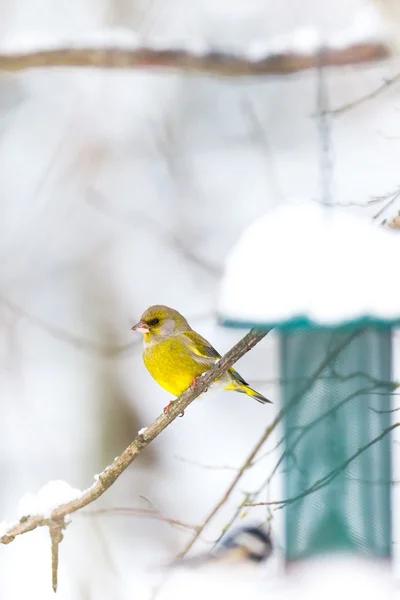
[181,331,249,385]
[228,368,249,387]
[180,330,221,368]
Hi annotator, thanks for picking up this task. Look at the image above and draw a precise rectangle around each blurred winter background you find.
[0,0,400,598]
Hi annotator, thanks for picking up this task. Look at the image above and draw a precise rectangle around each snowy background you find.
[0,0,400,598]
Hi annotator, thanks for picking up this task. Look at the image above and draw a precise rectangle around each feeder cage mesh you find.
[280,326,393,561]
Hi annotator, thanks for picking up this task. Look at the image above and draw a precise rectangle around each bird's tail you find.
[225,379,271,404]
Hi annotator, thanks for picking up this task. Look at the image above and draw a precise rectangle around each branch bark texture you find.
[0,42,389,76]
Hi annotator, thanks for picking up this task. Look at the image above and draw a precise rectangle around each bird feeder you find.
[218,202,400,563]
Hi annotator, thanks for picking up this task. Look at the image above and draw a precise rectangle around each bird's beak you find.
[131,321,150,334]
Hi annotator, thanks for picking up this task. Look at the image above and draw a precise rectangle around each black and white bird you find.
[171,525,273,569]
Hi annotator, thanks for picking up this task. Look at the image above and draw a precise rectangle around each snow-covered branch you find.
[0,328,269,591]
[0,40,389,76]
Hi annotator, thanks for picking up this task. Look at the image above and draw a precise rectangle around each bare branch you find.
[372,187,400,221]
[0,42,388,76]
[180,330,361,554]
[0,328,269,550]
[245,422,399,508]
[84,507,200,534]
[173,455,239,472]
[86,190,222,278]
[263,383,391,494]
[328,72,400,116]
[177,415,278,559]
[0,294,136,358]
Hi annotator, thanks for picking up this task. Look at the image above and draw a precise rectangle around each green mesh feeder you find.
[219,202,400,563]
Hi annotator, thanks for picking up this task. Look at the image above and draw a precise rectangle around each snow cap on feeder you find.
[219,201,400,330]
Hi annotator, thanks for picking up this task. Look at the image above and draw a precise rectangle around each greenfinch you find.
[131,305,270,414]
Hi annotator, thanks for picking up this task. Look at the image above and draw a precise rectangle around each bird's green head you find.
[131,305,191,341]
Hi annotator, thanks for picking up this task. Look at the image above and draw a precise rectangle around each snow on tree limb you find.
[0,328,269,590]
[0,39,389,76]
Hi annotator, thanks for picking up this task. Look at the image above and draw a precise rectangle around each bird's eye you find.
[148,318,160,326]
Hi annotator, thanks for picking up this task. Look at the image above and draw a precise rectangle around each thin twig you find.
[185,330,361,552]
[0,42,388,76]
[83,507,199,534]
[243,336,386,511]
[0,294,136,358]
[245,422,399,508]
[328,72,400,116]
[373,188,400,220]
[177,415,279,558]
[87,190,222,278]
[173,455,239,472]
[265,383,389,489]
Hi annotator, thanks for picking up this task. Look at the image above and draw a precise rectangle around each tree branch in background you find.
[84,507,201,536]
[327,72,400,117]
[178,413,280,558]
[0,294,136,358]
[245,422,399,508]
[0,328,269,590]
[0,42,388,76]
[179,330,361,558]
[373,187,400,221]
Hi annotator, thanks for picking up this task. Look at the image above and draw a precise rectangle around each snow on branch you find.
[0,327,269,592]
[0,27,390,75]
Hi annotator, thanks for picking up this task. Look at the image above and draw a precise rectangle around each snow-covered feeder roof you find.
[219,202,400,330]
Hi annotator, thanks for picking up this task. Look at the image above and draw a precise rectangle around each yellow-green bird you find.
[131,305,270,414]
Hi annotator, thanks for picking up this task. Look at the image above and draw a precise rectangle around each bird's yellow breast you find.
[143,337,206,396]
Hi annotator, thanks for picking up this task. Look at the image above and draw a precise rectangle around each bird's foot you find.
[190,374,209,393]
[163,401,174,416]
[163,401,185,418]
[190,376,199,390]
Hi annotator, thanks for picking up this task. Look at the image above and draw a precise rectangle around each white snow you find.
[271,555,397,600]
[17,480,82,519]
[138,427,147,435]
[219,201,400,327]
[0,520,12,537]
[158,555,397,600]
[244,22,382,62]
[1,29,140,54]
[0,17,385,62]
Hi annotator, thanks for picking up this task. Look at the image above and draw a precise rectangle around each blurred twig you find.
[0,42,388,76]
[177,416,278,559]
[327,72,400,117]
[0,294,136,358]
[87,189,222,278]
[84,507,200,534]
[181,330,361,556]
[372,187,400,221]
[259,383,393,498]
[173,454,239,472]
[245,422,399,508]
[0,328,269,589]
[241,98,285,203]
